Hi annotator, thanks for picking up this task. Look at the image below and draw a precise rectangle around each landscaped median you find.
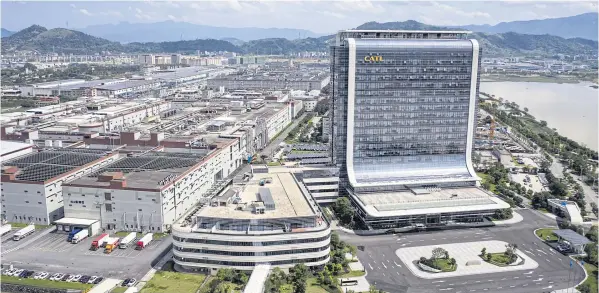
[535,228,558,242]
[416,247,457,273]
[1,275,93,291]
[479,244,524,267]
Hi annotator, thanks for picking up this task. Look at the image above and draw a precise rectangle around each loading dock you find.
[54,218,100,237]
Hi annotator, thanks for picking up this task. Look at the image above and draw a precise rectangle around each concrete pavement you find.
[259,112,308,158]
[338,209,584,293]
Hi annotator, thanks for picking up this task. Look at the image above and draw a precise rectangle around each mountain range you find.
[77,21,321,43]
[1,28,15,38]
[1,15,597,57]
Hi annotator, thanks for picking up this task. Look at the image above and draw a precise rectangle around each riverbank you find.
[481,74,594,84]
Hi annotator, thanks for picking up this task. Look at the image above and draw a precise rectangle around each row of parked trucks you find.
[0,224,36,241]
[89,232,153,253]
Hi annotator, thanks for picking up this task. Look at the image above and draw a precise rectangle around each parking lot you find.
[1,227,50,254]
[510,173,546,193]
[2,231,171,281]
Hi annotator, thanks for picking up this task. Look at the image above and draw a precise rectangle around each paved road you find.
[339,209,584,293]
[259,112,308,158]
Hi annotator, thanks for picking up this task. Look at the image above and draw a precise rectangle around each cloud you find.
[317,11,346,19]
[134,8,153,20]
[99,11,123,17]
[334,0,385,14]
[432,2,491,19]
[79,9,93,16]
[167,14,177,21]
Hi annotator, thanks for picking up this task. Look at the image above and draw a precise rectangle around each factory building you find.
[172,170,331,273]
[62,139,245,232]
[1,149,119,225]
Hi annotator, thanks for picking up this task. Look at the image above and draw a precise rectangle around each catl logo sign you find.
[364,55,383,62]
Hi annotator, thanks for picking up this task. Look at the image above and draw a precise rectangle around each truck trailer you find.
[67,228,82,242]
[12,224,35,241]
[136,233,153,250]
[104,237,121,254]
[0,224,12,236]
[71,229,89,244]
[119,232,137,249]
[90,233,109,251]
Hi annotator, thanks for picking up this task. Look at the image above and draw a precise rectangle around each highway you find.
[339,209,585,293]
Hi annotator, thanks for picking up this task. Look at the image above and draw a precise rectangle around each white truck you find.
[119,232,137,249]
[71,229,89,244]
[0,224,12,236]
[135,233,153,250]
[13,224,35,241]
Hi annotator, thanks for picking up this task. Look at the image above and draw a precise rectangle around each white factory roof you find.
[1,141,33,156]
[53,217,99,226]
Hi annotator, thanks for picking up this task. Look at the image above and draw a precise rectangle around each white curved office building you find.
[172,171,330,274]
[329,30,509,230]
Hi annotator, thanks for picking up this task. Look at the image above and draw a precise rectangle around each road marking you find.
[500,278,507,280]
[509,285,515,288]
[368,263,373,270]
[481,237,492,240]
[542,285,554,289]
[523,271,533,275]
[382,253,385,258]
[522,284,528,287]
[533,278,543,282]
[432,281,446,284]
[526,276,532,278]
[497,287,502,289]
[394,261,402,267]
[439,288,453,291]
[382,273,385,277]
[545,258,551,263]
[401,243,407,246]
[449,284,454,286]
[513,277,519,279]
[397,272,400,276]
[442,238,447,240]
[536,249,548,255]
[382,262,387,269]
[469,290,476,292]
[487,280,493,282]
[483,289,488,291]
[475,281,481,283]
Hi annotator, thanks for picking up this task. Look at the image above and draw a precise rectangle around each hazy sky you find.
[1,0,597,34]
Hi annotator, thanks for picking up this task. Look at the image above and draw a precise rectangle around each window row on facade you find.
[354,112,468,119]
[174,244,329,256]
[353,119,467,127]
[173,234,330,246]
[355,97,469,104]
[173,255,329,267]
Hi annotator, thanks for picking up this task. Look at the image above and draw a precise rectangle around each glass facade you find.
[331,34,481,191]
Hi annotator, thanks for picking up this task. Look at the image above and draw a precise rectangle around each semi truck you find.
[136,233,153,250]
[104,237,121,254]
[12,224,35,241]
[90,233,109,251]
[71,229,89,244]
[119,232,137,249]
[67,228,82,242]
[0,224,12,236]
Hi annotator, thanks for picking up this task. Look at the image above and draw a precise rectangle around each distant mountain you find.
[1,25,124,54]
[3,22,597,57]
[457,13,598,41]
[1,28,15,38]
[79,21,321,43]
[221,37,245,47]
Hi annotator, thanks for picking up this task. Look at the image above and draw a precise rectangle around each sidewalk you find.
[492,211,524,226]
[136,250,173,290]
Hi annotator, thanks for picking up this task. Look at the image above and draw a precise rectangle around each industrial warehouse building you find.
[0,149,119,225]
[172,170,331,274]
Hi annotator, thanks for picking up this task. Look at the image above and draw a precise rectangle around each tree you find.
[579,284,592,293]
[332,197,354,226]
[216,268,235,282]
[523,107,529,113]
[481,181,491,191]
[558,219,571,230]
[481,247,487,257]
[330,233,341,251]
[591,202,598,217]
[540,120,548,127]
[432,247,447,266]
[214,282,232,293]
[449,258,456,267]
[584,242,598,266]
[369,285,379,293]
[291,264,308,284]
[293,279,306,293]
[348,245,357,260]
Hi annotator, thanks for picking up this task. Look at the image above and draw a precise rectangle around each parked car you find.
[87,276,99,284]
[121,278,131,287]
[3,269,16,276]
[79,275,90,283]
[93,276,104,284]
[557,243,571,252]
[34,272,49,280]
[61,274,72,281]
[12,269,24,277]
[69,275,82,282]
[25,270,35,278]
[124,278,137,287]
[50,273,63,281]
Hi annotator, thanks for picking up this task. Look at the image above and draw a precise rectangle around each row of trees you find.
[205,268,249,293]
[418,247,456,270]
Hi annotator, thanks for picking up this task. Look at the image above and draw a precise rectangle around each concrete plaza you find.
[396,240,539,279]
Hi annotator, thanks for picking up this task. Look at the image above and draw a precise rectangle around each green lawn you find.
[435,259,457,272]
[198,278,242,293]
[535,228,558,241]
[477,172,497,193]
[484,252,514,265]
[140,271,206,293]
[111,287,129,293]
[512,157,524,166]
[8,222,53,230]
[577,262,598,293]
[1,276,93,290]
[267,161,282,166]
[340,270,366,278]
[537,207,550,214]
[306,278,329,293]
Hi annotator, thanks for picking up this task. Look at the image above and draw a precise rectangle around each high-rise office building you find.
[329,30,509,229]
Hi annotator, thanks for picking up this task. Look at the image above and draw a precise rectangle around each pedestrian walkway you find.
[88,278,122,293]
[493,211,524,225]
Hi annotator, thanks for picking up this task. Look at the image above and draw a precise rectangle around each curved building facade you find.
[330,30,509,229]
[172,172,330,273]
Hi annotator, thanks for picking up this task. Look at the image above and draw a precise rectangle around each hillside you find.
[459,13,598,41]
[1,28,15,38]
[79,21,321,43]
[2,23,597,57]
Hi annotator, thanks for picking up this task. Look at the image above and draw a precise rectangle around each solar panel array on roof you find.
[287,152,328,160]
[2,150,105,182]
[88,152,204,177]
[258,188,275,210]
[292,144,328,151]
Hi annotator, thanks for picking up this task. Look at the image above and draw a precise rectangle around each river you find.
[480,81,598,151]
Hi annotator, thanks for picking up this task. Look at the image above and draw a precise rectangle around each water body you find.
[480,81,598,151]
